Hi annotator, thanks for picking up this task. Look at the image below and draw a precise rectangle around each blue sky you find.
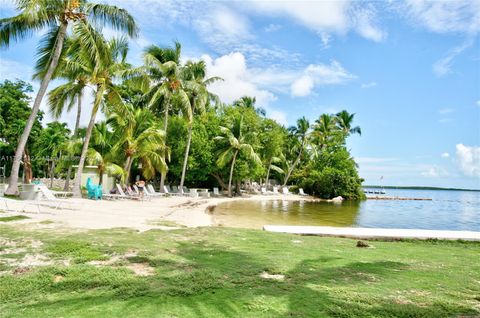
[1,0,479,189]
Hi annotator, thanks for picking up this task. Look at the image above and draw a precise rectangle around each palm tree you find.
[142,42,190,191]
[215,116,261,197]
[234,96,266,116]
[86,121,124,185]
[312,113,337,150]
[282,116,310,186]
[178,60,222,192]
[1,0,137,195]
[69,30,131,197]
[109,104,168,183]
[335,110,361,136]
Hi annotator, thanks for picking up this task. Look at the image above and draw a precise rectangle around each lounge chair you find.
[299,188,308,196]
[273,187,279,194]
[147,184,165,197]
[212,187,220,197]
[163,186,183,197]
[144,186,163,198]
[1,197,42,213]
[282,187,290,195]
[129,185,150,201]
[261,187,268,195]
[37,184,77,209]
[116,184,140,200]
[86,178,102,200]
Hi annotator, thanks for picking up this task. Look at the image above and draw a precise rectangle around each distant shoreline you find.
[363,185,480,192]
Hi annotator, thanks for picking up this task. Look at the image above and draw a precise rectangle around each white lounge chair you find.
[261,187,268,195]
[282,187,290,195]
[37,184,76,209]
[163,186,183,197]
[299,188,308,196]
[116,184,140,200]
[213,187,220,197]
[1,197,42,213]
[273,187,279,194]
[147,184,165,197]
[144,186,162,198]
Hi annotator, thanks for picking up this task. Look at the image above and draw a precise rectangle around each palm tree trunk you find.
[72,88,102,198]
[265,158,272,188]
[159,103,170,192]
[283,150,303,187]
[50,160,55,188]
[228,150,239,197]
[64,93,82,192]
[179,122,193,191]
[5,22,68,195]
[23,148,32,184]
[123,156,132,185]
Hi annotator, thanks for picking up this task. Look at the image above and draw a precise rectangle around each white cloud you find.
[247,0,386,42]
[291,76,314,97]
[290,61,355,97]
[319,32,332,48]
[402,0,480,35]
[264,23,282,32]
[201,52,288,124]
[438,108,455,115]
[421,166,449,178]
[433,39,474,77]
[441,152,450,158]
[476,100,480,107]
[455,144,480,177]
[438,118,452,124]
[361,82,377,89]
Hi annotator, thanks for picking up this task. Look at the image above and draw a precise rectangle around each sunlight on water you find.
[213,189,480,231]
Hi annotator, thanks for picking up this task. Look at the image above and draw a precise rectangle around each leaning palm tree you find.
[335,110,361,136]
[178,60,222,192]
[109,104,168,183]
[69,30,131,197]
[282,116,310,186]
[142,42,190,191]
[1,0,137,195]
[215,116,261,197]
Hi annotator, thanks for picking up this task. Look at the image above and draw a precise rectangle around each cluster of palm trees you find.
[1,1,362,198]
[1,0,219,197]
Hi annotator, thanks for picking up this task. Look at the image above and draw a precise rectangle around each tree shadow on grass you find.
[4,240,479,318]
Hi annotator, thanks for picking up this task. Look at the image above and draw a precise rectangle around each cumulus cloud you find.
[200,52,289,125]
[290,61,355,97]
[455,144,480,177]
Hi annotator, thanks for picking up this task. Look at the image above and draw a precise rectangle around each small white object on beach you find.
[329,196,344,203]
[260,272,285,280]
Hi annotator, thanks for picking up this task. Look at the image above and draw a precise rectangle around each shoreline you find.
[1,194,316,232]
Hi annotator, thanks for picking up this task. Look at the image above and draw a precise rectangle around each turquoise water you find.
[213,189,480,231]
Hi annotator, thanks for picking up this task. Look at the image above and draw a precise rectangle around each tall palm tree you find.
[178,60,222,192]
[215,116,261,197]
[69,29,131,197]
[282,116,310,186]
[1,0,137,195]
[109,104,168,183]
[87,121,124,185]
[335,110,361,136]
[142,42,190,191]
[312,113,337,150]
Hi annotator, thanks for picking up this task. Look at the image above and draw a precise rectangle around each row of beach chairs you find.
[260,186,308,196]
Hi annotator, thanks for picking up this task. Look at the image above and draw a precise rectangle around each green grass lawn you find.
[0,224,479,318]
[0,215,30,222]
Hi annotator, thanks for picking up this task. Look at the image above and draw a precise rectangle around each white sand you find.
[1,194,313,231]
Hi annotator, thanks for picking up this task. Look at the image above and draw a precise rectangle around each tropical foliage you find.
[0,2,365,200]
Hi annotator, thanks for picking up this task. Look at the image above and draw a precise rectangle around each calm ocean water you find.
[213,189,480,231]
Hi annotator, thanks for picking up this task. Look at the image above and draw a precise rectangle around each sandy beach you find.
[1,194,314,231]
